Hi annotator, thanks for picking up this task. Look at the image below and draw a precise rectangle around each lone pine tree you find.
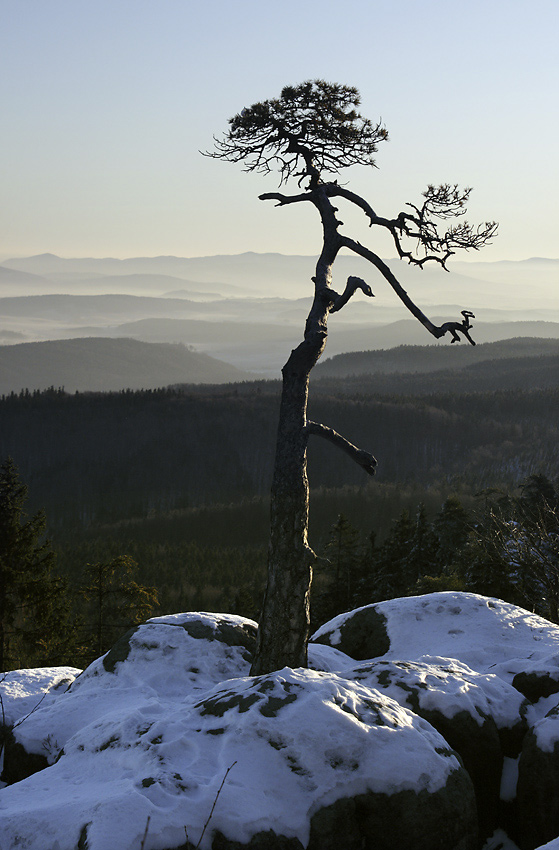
[208,80,497,674]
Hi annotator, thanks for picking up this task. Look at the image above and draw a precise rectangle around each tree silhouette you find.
[79,555,158,660]
[0,457,62,670]
[208,80,497,673]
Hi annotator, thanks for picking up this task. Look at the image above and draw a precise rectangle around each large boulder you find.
[311,593,559,685]
[513,653,559,703]
[3,613,258,783]
[343,657,526,839]
[0,667,478,850]
[0,666,80,727]
[0,666,81,785]
[2,612,350,787]
[517,704,559,849]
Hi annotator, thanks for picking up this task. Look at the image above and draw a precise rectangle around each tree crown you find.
[208,80,388,184]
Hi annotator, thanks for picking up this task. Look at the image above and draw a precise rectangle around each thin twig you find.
[0,675,6,729]
[195,761,237,849]
[140,815,151,850]
[0,675,6,768]
[12,690,48,730]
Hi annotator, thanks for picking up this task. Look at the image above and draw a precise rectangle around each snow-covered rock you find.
[4,612,257,774]
[512,652,559,703]
[311,592,559,685]
[7,597,559,849]
[516,703,559,850]
[0,666,82,785]
[0,666,81,727]
[0,667,477,850]
[344,656,526,839]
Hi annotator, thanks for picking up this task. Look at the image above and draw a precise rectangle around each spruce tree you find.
[432,496,472,572]
[405,503,438,588]
[313,514,362,627]
[372,509,416,601]
[0,457,67,671]
[79,555,158,660]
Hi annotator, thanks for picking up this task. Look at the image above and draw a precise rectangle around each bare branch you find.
[328,275,374,313]
[306,421,377,475]
[322,183,497,270]
[392,185,498,268]
[341,237,441,334]
[196,761,238,849]
[340,237,477,344]
[436,310,477,345]
[259,191,314,207]
[12,691,49,730]
[140,816,151,850]
[325,184,378,224]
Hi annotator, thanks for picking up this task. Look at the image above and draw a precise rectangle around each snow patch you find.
[0,666,81,726]
[500,757,519,801]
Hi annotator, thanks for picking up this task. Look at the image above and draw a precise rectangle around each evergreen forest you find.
[1,364,559,670]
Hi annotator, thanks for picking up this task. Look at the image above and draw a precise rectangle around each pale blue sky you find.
[1,0,557,261]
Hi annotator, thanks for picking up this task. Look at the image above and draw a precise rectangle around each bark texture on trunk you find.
[250,187,341,674]
[249,361,314,673]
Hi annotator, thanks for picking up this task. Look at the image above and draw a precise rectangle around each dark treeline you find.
[311,473,559,629]
[1,382,558,534]
[314,354,559,395]
[315,339,559,379]
[55,481,477,622]
[2,373,559,669]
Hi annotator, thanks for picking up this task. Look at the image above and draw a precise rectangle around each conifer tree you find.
[405,503,438,588]
[208,80,496,672]
[432,496,472,571]
[461,478,559,620]
[372,509,416,601]
[0,457,68,671]
[313,514,362,626]
[79,555,158,660]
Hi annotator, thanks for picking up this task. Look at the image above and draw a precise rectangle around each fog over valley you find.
[1,253,558,386]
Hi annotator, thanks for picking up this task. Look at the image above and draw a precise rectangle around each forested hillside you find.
[316,337,559,376]
[0,337,251,394]
[1,378,558,531]
[2,351,559,629]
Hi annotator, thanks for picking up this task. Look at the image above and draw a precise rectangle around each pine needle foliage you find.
[207,80,388,184]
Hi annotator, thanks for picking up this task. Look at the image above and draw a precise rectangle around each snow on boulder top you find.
[0,667,81,727]
[345,657,526,731]
[307,641,354,673]
[73,611,258,694]
[525,702,559,754]
[534,839,559,850]
[311,592,559,683]
[0,667,470,850]
[11,612,258,759]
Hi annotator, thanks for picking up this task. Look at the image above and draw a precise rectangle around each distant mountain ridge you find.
[3,252,558,308]
[316,337,559,377]
[1,252,558,376]
[0,338,253,395]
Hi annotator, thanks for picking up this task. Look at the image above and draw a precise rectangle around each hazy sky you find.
[1,0,558,262]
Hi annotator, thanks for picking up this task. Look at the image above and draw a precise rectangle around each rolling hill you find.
[315,337,559,377]
[3,254,558,313]
[0,337,253,394]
